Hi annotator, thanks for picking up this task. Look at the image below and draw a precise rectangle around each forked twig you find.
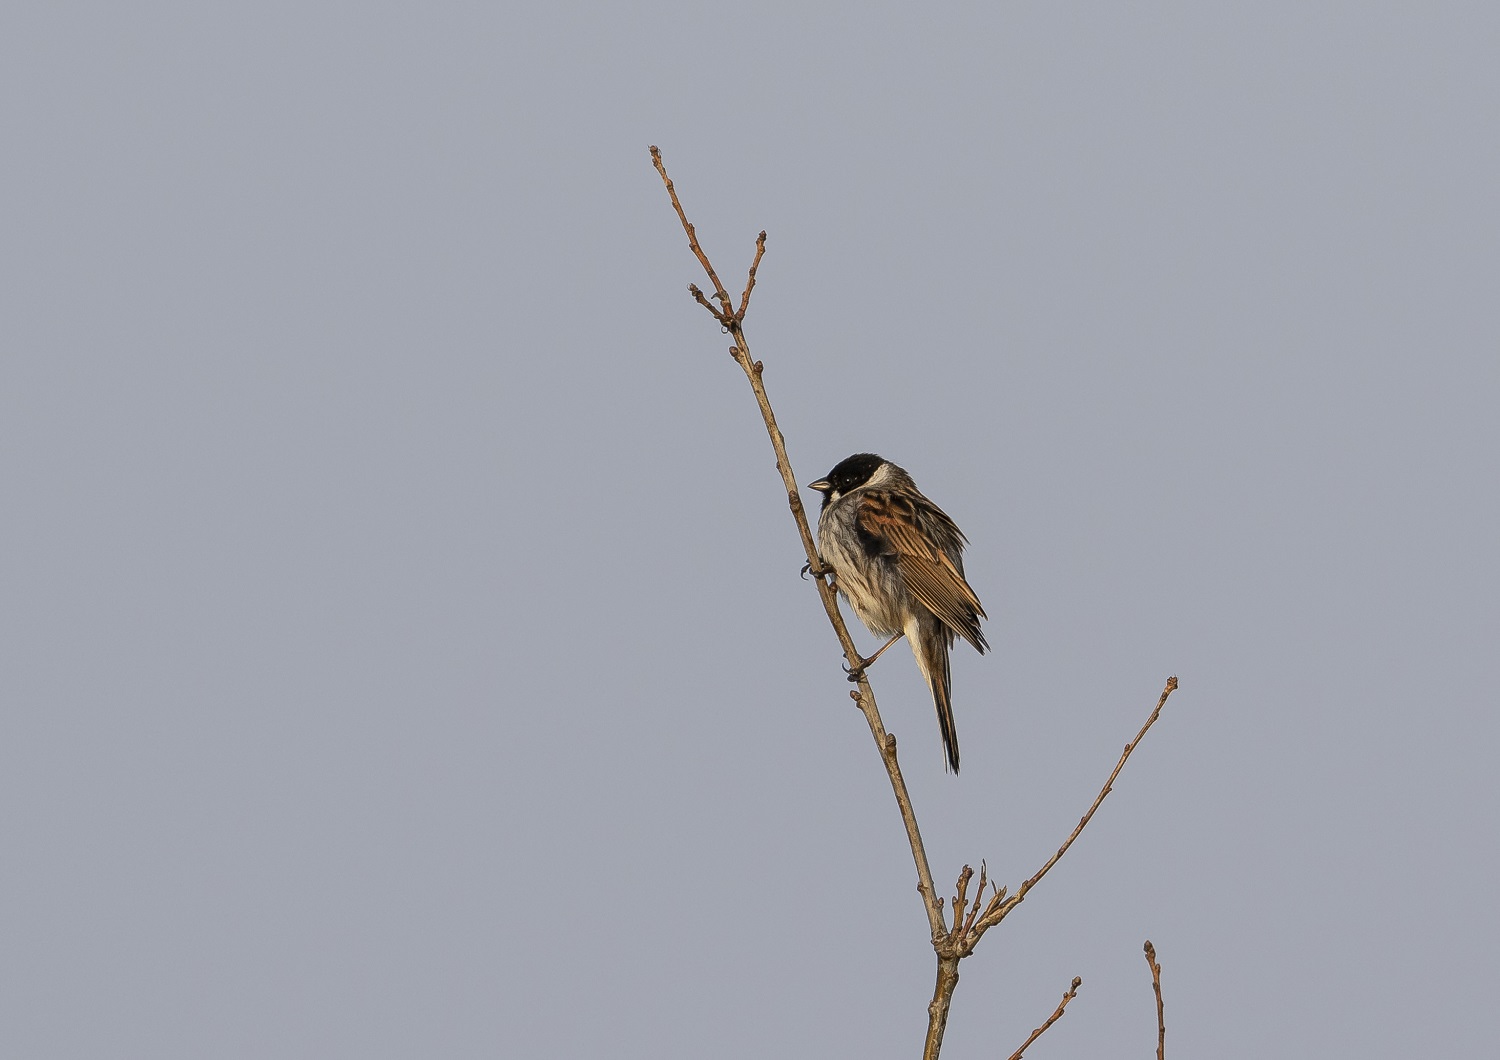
[1005,977,1082,1060]
[1144,940,1165,1060]
[651,147,734,319]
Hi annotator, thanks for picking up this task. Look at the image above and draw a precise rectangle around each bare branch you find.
[923,957,961,1060]
[949,865,973,940]
[652,146,1180,1060]
[1020,676,1178,896]
[1144,940,1165,1060]
[960,862,988,939]
[650,146,734,320]
[966,676,1179,944]
[737,231,767,320]
[687,283,722,320]
[1005,977,1082,1060]
[649,147,947,951]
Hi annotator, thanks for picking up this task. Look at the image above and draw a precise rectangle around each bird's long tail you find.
[908,618,960,774]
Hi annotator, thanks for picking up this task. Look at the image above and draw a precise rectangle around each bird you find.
[807,453,988,773]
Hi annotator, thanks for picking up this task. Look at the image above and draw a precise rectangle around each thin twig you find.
[960,862,988,938]
[1019,676,1179,896]
[687,283,722,320]
[650,147,734,320]
[1005,977,1082,1060]
[964,676,1179,946]
[736,231,766,320]
[649,146,947,947]
[1144,940,1165,1060]
[950,865,973,940]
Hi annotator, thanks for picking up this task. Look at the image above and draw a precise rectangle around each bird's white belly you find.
[818,513,908,637]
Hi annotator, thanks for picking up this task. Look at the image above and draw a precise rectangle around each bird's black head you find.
[807,453,887,508]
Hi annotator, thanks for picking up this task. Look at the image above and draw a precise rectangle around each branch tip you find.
[1144,940,1165,1060]
[1004,975,1084,1060]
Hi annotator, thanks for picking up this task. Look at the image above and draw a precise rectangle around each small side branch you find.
[1144,940,1165,1060]
[1015,676,1178,902]
[923,675,1174,1048]
[737,231,766,320]
[1005,977,1082,1060]
[949,676,1179,951]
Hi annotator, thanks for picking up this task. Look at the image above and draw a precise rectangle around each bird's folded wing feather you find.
[858,493,988,653]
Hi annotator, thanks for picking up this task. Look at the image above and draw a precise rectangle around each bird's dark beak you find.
[807,478,831,493]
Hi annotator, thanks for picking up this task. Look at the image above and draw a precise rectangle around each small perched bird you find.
[808,453,988,773]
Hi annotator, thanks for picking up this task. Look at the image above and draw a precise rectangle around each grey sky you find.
[4,3,1496,1057]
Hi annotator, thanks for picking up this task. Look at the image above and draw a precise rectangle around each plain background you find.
[4,3,1497,1057]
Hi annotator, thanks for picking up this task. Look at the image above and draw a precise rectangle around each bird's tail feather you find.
[909,620,960,774]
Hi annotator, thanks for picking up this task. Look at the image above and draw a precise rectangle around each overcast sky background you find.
[4,3,1497,1057]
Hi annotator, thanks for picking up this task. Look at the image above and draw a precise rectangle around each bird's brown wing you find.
[858,490,988,653]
